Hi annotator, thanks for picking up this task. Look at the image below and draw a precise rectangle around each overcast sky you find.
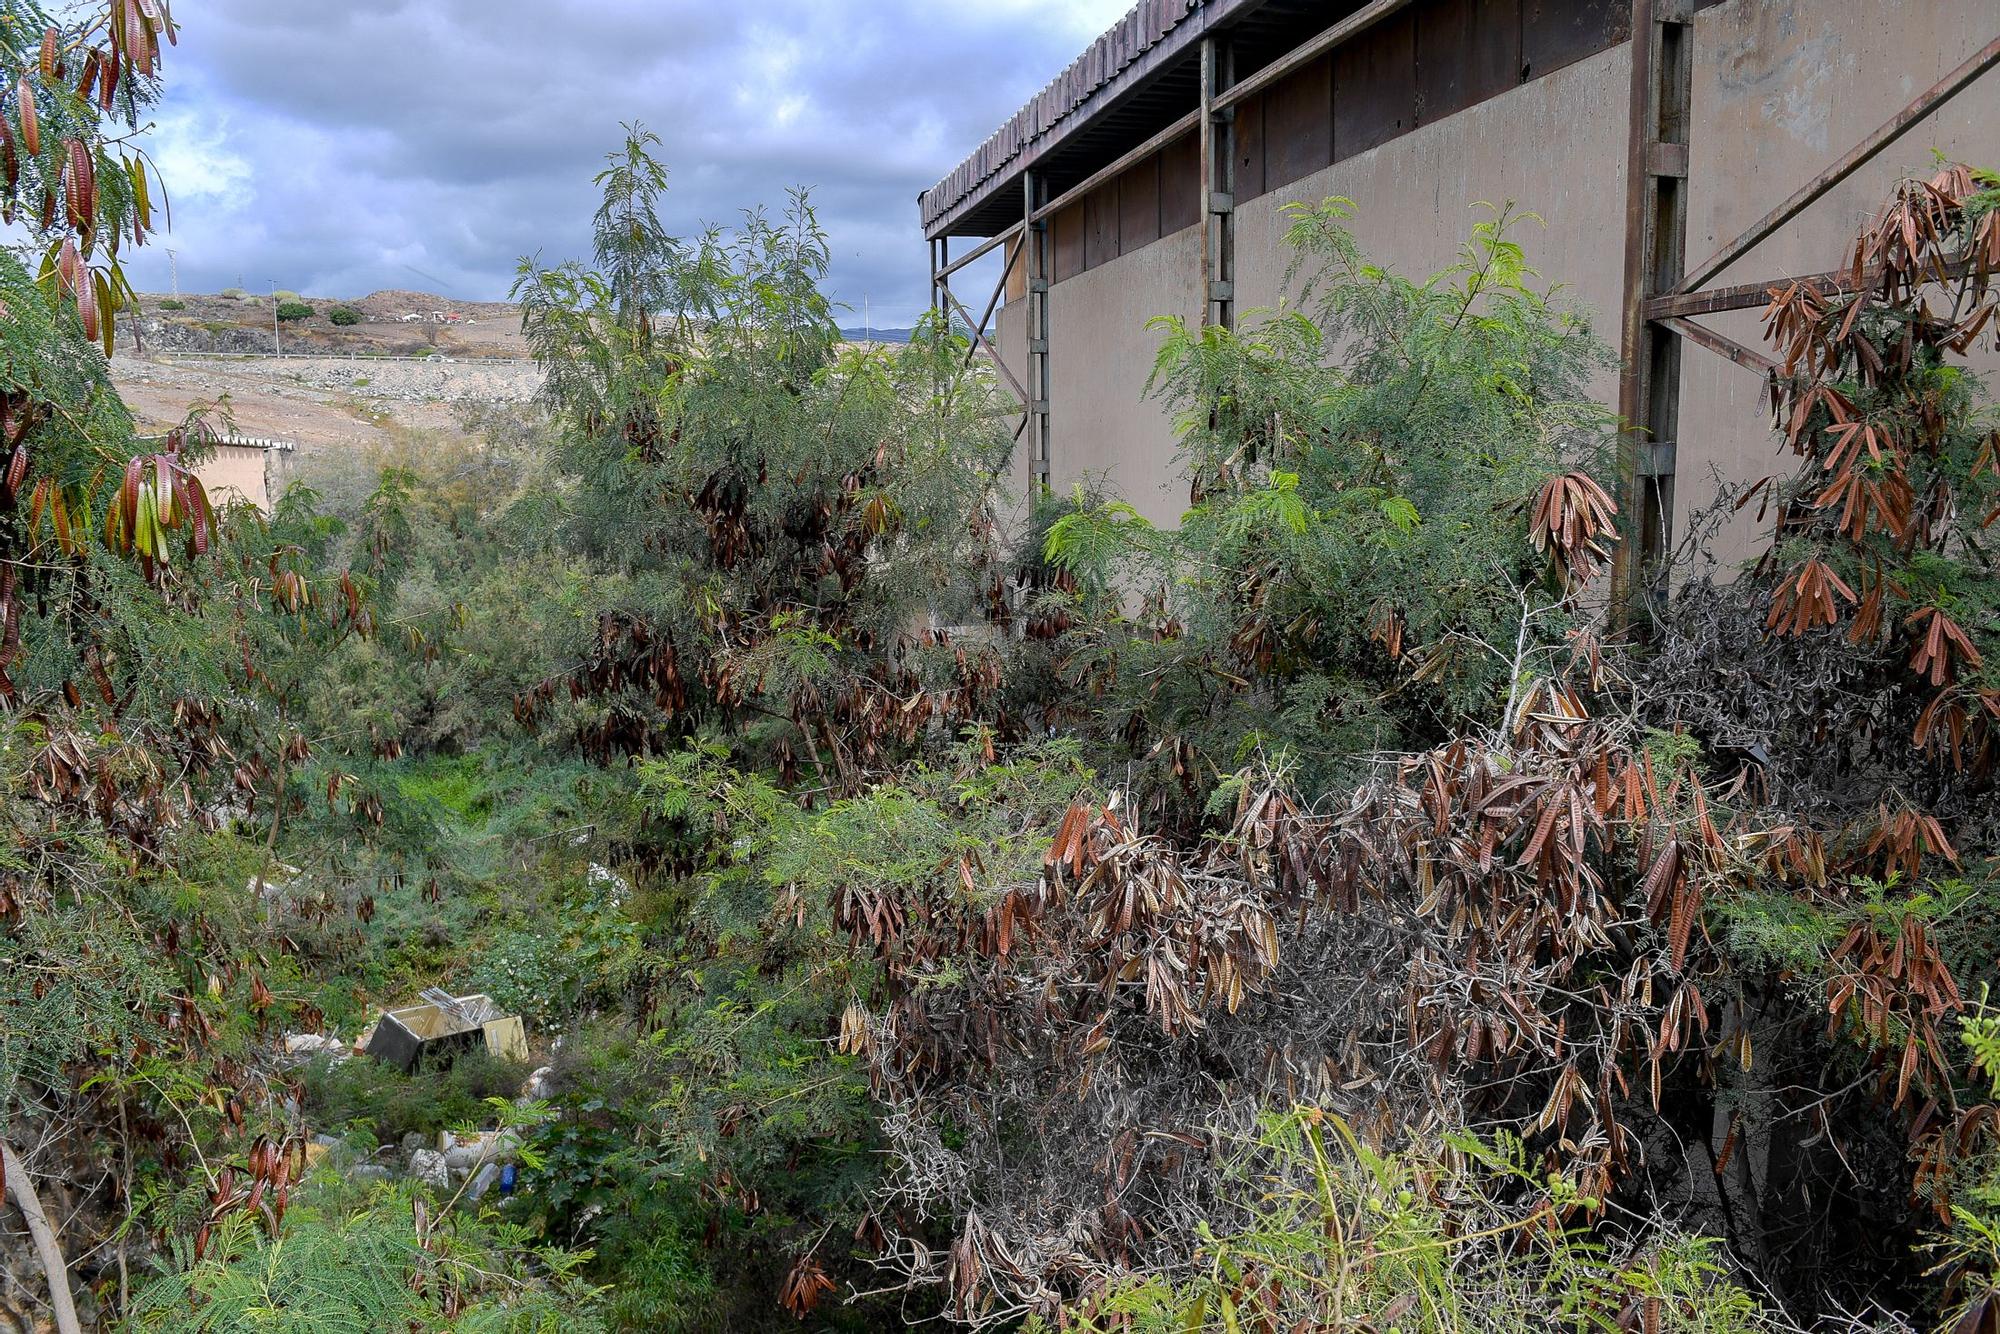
[122,0,1131,327]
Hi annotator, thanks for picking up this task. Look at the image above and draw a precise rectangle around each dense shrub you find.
[127,1175,603,1329]
[158,297,184,310]
[328,304,362,326]
[58,72,1999,1329]
[1034,199,1615,826]
[277,300,316,322]
[1038,1109,1789,1334]
[300,1048,530,1147]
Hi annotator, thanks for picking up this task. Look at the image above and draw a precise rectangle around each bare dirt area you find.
[112,351,544,457]
[111,291,545,508]
[129,288,532,360]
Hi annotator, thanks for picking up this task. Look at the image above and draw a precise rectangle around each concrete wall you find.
[1676,0,2000,566]
[195,443,280,512]
[1003,0,1998,548]
[1017,39,1633,530]
[994,224,1206,527]
[1235,38,1634,409]
[1048,223,1206,520]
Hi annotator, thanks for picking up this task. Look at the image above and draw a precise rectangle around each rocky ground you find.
[113,351,545,457]
[111,288,545,480]
[129,288,532,360]
[109,289,917,500]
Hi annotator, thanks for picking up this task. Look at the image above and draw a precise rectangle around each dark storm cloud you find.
[126,0,1131,325]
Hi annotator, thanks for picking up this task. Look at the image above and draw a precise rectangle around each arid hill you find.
[127,289,531,359]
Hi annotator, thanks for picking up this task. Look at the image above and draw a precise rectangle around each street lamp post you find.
[270,281,281,356]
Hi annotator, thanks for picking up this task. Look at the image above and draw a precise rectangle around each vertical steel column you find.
[1199,36,1237,330]
[1613,0,1693,622]
[938,236,950,323]
[1024,171,1052,488]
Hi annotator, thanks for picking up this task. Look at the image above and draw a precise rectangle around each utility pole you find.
[269,280,280,356]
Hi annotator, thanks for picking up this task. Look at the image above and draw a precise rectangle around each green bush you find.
[219,286,245,299]
[328,304,362,326]
[274,288,299,302]
[157,298,184,311]
[1037,1108,1785,1334]
[599,1217,716,1332]
[277,300,316,322]
[475,876,640,1030]
[128,1176,604,1330]
[300,1048,530,1147]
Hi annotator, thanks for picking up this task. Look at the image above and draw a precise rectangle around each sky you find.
[122,0,1134,327]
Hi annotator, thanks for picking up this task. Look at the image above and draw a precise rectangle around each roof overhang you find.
[921,0,1381,239]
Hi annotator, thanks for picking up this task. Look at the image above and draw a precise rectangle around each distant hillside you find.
[840,326,915,344]
[127,289,530,359]
[132,292,914,357]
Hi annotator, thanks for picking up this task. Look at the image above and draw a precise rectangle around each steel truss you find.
[924,5,2000,554]
[1613,23,2000,617]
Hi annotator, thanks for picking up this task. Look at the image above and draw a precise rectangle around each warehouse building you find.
[920,0,1999,585]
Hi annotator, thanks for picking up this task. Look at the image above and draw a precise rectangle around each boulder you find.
[408,1148,449,1189]
[282,1033,348,1065]
[438,1128,522,1175]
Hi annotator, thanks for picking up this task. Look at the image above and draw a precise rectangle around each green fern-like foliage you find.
[510,124,1016,772]
[1037,1108,1781,1334]
[1049,199,1616,814]
[127,1179,604,1332]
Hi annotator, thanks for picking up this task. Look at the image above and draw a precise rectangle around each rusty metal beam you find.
[1199,35,1235,329]
[1610,0,1691,623]
[1646,272,1823,320]
[1674,32,2000,296]
[1610,0,1657,618]
[1024,170,1051,487]
[937,221,1023,283]
[1200,36,1217,327]
[941,284,1030,406]
[1648,273,1814,320]
[961,235,1023,374]
[1645,255,1977,319]
[1030,110,1199,227]
[1656,315,1777,377]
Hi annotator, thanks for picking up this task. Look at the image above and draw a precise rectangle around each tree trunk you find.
[0,1141,82,1334]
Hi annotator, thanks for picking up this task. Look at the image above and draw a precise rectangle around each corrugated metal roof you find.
[920,0,1213,234]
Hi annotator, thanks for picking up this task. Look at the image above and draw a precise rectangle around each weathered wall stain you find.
[1708,2,1855,153]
